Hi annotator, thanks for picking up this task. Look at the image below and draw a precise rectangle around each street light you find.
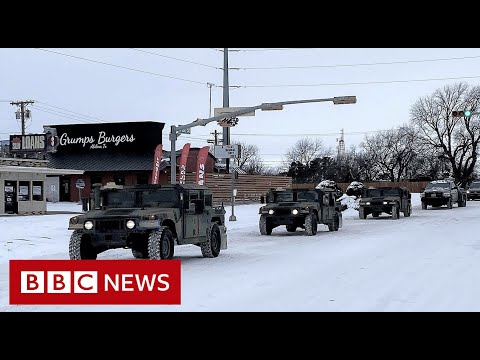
[168,95,357,218]
[169,95,357,184]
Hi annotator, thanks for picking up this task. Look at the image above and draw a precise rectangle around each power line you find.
[34,48,213,86]
[237,54,480,70]
[233,74,480,88]
[35,101,104,122]
[32,106,97,124]
[129,48,220,70]
[229,48,314,52]
[231,131,382,136]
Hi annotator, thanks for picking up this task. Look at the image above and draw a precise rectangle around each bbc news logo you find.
[10,260,181,305]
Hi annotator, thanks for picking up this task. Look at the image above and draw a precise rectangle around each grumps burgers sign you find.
[45,121,165,154]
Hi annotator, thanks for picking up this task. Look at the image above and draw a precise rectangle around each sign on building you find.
[9,134,47,153]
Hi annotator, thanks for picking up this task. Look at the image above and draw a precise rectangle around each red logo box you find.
[9,260,181,305]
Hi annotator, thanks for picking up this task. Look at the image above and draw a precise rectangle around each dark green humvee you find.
[358,186,412,219]
[258,188,343,236]
[68,183,227,260]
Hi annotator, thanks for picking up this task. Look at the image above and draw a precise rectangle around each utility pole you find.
[207,130,222,159]
[10,100,34,135]
[221,48,236,221]
[222,48,230,173]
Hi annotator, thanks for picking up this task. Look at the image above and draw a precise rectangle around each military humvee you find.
[358,186,412,219]
[258,188,343,236]
[68,183,227,260]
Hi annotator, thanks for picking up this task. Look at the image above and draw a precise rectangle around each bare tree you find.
[410,82,480,186]
[360,125,420,182]
[285,138,331,165]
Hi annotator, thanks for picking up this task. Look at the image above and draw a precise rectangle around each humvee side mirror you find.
[188,202,196,214]
[260,196,265,204]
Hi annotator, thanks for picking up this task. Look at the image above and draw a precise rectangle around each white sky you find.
[3,195,480,311]
[1,48,480,167]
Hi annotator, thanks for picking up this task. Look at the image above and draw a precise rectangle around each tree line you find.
[227,82,480,187]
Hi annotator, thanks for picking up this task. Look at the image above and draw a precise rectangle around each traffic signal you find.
[452,110,472,117]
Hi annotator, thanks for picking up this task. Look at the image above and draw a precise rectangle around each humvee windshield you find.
[104,190,137,208]
[426,182,450,190]
[267,191,294,203]
[296,191,318,201]
[366,188,401,197]
[141,189,179,207]
[366,189,382,197]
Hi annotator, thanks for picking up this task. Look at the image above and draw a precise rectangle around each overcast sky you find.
[1,48,479,168]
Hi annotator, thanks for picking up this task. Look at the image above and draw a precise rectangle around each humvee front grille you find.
[95,219,123,232]
[273,208,292,216]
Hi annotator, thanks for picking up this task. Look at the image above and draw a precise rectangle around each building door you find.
[60,177,70,202]
[4,180,18,214]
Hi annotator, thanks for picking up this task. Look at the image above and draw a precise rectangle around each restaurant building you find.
[44,121,217,202]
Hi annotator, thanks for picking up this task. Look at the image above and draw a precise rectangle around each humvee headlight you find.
[142,215,158,220]
[467,190,470,194]
[292,209,299,215]
[126,220,136,229]
[383,201,388,205]
[443,192,451,197]
[84,221,94,230]
[268,209,274,215]
[366,202,371,205]
[70,216,79,225]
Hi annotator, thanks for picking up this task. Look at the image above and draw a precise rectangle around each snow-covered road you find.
[2,194,480,312]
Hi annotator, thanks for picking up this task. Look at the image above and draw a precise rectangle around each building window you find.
[32,181,44,201]
[18,181,30,201]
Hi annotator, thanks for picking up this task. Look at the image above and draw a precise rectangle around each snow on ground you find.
[2,194,480,312]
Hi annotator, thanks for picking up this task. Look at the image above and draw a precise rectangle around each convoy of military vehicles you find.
[68,177,474,260]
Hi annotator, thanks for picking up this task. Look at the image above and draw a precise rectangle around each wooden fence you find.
[292,181,430,193]
[184,174,292,204]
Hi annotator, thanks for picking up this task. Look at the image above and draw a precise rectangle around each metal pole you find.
[208,83,213,118]
[20,102,26,135]
[229,166,236,221]
[222,48,230,173]
[170,125,177,185]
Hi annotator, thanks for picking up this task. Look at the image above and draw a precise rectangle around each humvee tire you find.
[422,202,427,210]
[259,215,273,235]
[359,208,367,219]
[334,214,340,231]
[132,247,148,259]
[305,213,317,236]
[201,223,221,258]
[447,198,453,209]
[286,225,297,232]
[392,205,399,220]
[69,230,97,260]
[148,226,174,260]
[404,204,412,217]
[458,198,466,207]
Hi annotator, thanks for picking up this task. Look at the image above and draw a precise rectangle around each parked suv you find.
[420,180,467,209]
[358,187,412,219]
[258,188,342,236]
[68,183,227,260]
[467,180,480,201]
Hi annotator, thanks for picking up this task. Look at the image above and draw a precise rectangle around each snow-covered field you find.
[2,194,480,312]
